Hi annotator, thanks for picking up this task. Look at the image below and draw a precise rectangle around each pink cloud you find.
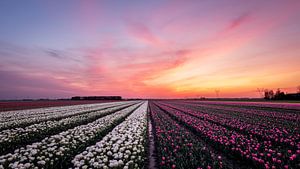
[225,13,252,31]
[126,21,162,45]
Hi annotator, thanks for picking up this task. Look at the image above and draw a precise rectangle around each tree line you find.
[264,86,300,100]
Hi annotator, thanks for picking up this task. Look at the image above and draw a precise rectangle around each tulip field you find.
[149,100,300,169]
[0,100,299,169]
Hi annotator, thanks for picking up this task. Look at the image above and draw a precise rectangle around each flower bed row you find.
[167,101,299,126]
[160,102,299,149]
[187,102,300,123]
[150,102,227,169]
[72,101,148,169]
[155,102,299,169]
[0,102,142,169]
[0,101,124,122]
[0,101,133,130]
[187,101,300,111]
[0,102,137,155]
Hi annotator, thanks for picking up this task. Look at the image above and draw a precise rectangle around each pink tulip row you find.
[149,102,226,169]
[197,103,298,123]
[187,101,300,111]
[178,101,300,123]
[170,100,296,133]
[165,101,295,128]
[154,102,300,169]
[160,102,299,149]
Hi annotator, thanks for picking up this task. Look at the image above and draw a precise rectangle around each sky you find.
[0,0,300,99]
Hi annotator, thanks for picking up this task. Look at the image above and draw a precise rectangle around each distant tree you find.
[274,88,285,100]
[264,89,274,100]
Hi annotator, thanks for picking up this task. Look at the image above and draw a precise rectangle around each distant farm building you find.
[284,93,300,100]
[71,96,122,100]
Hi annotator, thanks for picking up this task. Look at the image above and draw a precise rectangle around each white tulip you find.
[71,102,148,168]
[0,102,141,169]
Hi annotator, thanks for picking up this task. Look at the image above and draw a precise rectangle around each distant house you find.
[71,96,122,100]
[284,93,300,100]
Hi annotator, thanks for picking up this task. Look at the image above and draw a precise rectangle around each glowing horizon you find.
[0,0,300,99]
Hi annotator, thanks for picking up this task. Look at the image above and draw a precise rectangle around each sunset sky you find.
[0,0,300,99]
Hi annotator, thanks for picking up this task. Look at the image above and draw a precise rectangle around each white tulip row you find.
[0,102,137,154]
[0,102,143,169]
[0,101,123,121]
[0,101,133,130]
[72,101,148,169]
